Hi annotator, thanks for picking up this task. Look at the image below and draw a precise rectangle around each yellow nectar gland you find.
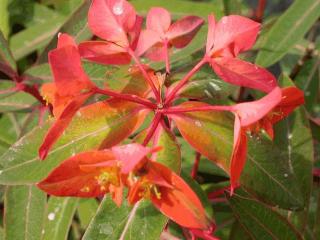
[95,170,119,192]
[138,181,162,200]
[80,186,90,193]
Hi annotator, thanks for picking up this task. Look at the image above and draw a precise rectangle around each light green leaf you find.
[77,199,99,229]
[4,185,46,240]
[0,0,10,38]
[42,197,78,240]
[10,15,66,60]
[37,0,92,63]
[228,189,303,239]
[255,0,320,67]
[131,0,223,18]
[83,196,167,240]
[0,100,146,185]
[0,31,16,73]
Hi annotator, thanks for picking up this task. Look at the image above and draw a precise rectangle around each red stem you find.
[143,112,162,146]
[162,105,232,114]
[191,152,201,179]
[94,87,156,109]
[127,48,160,102]
[255,0,267,23]
[21,84,47,106]
[165,57,208,105]
[0,62,17,79]
[164,39,170,74]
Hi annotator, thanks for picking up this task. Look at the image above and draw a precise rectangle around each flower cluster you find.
[37,0,304,236]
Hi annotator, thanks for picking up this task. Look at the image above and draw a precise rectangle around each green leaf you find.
[255,0,320,67]
[0,92,36,112]
[0,0,10,38]
[83,196,167,240]
[42,197,78,240]
[0,100,146,185]
[77,199,99,229]
[131,0,223,18]
[294,58,320,113]
[10,15,66,60]
[229,221,251,240]
[178,77,236,101]
[37,0,92,63]
[228,189,303,239]
[0,31,16,74]
[4,185,46,240]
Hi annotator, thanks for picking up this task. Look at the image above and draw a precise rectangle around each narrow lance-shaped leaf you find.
[0,30,16,76]
[4,185,46,240]
[42,197,79,240]
[77,199,99,229]
[37,0,92,63]
[255,0,320,67]
[0,100,148,185]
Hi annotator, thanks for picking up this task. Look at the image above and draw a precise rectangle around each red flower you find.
[39,33,95,160]
[229,87,304,192]
[206,15,277,92]
[135,7,204,61]
[79,0,142,65]
[37,150,124,206]
[38,143,211,229]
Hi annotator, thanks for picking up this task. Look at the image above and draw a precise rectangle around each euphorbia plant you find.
[32,0,305,238]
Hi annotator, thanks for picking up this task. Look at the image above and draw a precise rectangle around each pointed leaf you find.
[4,185,46,240]
[228,189,302,239]
[0,30,16,76]
[37,0,92,63]
[255,0,320,67]
[0,100,147,184]
[82,196,167,240]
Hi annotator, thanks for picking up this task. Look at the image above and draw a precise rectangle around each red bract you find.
[135,7,203,71]
[37,150,123,206]
[38,143,210,229]
[229,86,304,193]
[205,15,277,93]
[39,33,95,160]
[79,0,142,65]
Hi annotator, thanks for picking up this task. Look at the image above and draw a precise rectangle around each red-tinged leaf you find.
[207,15,260,57]
[112,143,150,174]
[49,43,94,96]
[146,7,171,37]
[230,116,247,194]
[39,92,93,160]
[149,162,210,230]
[79,41,131,65]
[231,86,282,127]
[135,29,162,58]
[88,0,136,47]
[211,57,277,93]
[169,101,233,174]
[206,15,216,54]
[167,16,204,49]
[37,150,121,198]
[143,42,166,62]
